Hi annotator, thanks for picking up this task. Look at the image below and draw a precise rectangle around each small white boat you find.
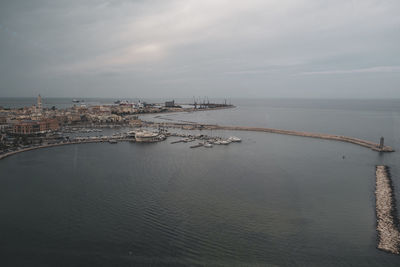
[219,140,231,145]
[228,136,241,142]
[204,143,213,148]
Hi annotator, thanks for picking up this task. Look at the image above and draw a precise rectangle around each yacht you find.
[219,140,231,145]
[228,136,241,142]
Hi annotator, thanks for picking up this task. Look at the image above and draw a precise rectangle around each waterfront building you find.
[12,119,60,135]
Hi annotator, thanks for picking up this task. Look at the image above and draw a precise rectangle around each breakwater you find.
[149,121,395,152]
[375,165,400,254]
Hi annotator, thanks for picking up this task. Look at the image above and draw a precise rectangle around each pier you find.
[149,121,395,152]
[375,166,400,254]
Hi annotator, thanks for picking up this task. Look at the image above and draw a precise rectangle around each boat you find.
[127,131,136,137]
[219,140,231,145]
[72,99,80,103]
[228,136,241,142]
[135,131,159,142]
[204,143,213,148]
[190,143,203,148]
[108,140,118,144]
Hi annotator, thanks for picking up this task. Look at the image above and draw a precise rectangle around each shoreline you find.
[375,165,400,254]
[0,138,133,161]
[1,122,394,161]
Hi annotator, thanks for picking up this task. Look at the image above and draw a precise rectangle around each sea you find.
[0,98,400,266]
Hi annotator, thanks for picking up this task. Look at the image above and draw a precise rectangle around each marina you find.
[0,128,242,160]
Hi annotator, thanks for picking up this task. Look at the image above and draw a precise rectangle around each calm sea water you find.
[1,98,400,266]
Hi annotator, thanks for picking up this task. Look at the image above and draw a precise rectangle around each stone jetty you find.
[375,165,400,254]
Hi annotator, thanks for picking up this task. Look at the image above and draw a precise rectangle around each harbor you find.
[1,118,396,161]
[0,128,241,160]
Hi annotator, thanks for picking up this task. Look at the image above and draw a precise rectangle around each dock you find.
[375,165,400,254]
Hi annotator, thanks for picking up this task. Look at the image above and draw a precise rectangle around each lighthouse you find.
[379,136,384,149]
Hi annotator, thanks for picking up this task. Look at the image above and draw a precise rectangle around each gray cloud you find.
[0,0,399,98]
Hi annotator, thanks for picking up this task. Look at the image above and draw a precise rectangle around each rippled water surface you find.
[1,99,400,266]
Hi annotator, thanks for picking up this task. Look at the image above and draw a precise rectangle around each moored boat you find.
[135,131,159,142]
[228,136,241,142]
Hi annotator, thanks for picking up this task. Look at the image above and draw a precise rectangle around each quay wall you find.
[0,138,133,161]
[375,166,400,254]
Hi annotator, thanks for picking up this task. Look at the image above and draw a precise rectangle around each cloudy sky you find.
[0,0,399,98]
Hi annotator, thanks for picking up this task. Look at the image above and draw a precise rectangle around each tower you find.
[35,94,43,117]
[37,94,42,112]
[379,136,384,149]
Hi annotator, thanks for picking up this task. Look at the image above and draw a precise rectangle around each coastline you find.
[0,138,133,161]
[1,121,395,161]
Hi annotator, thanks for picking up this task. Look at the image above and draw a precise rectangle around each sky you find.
[0,0,399,98]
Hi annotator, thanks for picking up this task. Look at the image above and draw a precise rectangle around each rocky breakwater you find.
[375,165,400,254]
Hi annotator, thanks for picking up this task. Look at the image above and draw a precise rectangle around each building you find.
[165,100,175,107]
[34,94,43,116]
[37,94,42,112]
[12,119,60,135]
[0,115,7,124]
